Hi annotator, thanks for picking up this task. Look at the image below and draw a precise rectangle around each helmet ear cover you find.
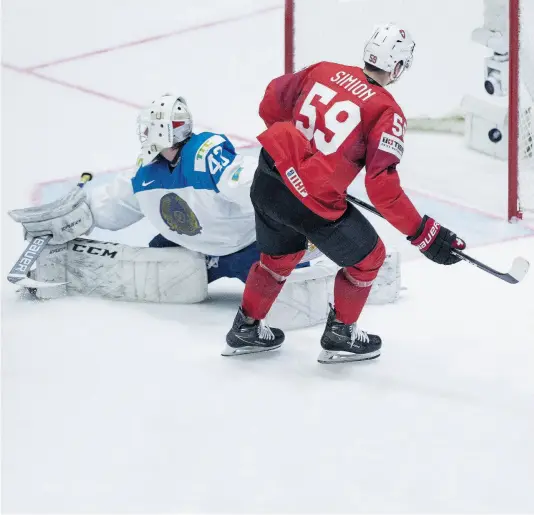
[391,60,405,81]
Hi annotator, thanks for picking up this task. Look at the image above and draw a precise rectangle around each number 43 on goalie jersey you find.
[257,61,422,237]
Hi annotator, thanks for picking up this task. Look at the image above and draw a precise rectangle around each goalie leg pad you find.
[32,238,208,303]
[266,251,401,330]
[266,259,337,330]
[367,250,401,305]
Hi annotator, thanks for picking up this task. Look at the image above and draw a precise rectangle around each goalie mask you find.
[137,94,193,165]
[363,23,415,84]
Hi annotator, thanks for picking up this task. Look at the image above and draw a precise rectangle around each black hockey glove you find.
[408,215,466,265]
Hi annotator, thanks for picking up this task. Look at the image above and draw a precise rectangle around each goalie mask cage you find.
[284,0,533,221]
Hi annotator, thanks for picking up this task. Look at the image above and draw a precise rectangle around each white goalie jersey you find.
[88,131,257,256]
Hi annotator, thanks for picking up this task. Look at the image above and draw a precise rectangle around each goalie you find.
[8,94,400,329]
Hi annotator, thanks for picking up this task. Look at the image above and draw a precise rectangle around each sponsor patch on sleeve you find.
[194,135,225,172]
[378,132,404,160]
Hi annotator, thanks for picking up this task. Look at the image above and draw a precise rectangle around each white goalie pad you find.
[32,238,207,303]
[30,238,401,329]
[266,251,402,330]
[267,260,337,330]
[366,249,401,305]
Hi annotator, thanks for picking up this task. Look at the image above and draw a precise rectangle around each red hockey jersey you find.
[257,61,422,236]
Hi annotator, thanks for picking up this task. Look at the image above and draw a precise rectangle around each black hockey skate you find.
[318,305,381,364]
[222,307,285,356]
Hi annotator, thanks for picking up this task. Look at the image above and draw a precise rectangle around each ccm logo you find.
[72,243,117,258]
[417,221,440,250]
[285,168,308,197]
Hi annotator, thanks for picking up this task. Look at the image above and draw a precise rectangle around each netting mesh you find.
[519,0,534,213]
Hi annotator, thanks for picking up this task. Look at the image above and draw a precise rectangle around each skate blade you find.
[221,343,282,357]
[317,349,380,364]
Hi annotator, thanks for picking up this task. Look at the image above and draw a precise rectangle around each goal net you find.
[286,0,534,220]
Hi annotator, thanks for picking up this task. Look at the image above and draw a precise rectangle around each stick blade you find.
[507,257,530,284]
[7,274,67,289]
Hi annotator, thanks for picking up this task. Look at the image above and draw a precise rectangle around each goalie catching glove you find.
[408,215,466,265]
[8,185,94,244]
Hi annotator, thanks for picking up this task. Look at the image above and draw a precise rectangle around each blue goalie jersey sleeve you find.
[182,132,238,190]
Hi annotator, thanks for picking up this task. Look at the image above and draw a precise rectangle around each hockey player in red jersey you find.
[223,23,466,362]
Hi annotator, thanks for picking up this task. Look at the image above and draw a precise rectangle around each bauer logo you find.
[417,221,440,250]
[13,237,48,273]
[48,246,66,255]
[285,168,308,197]
[378,132,404,160]
[61,218,82,232]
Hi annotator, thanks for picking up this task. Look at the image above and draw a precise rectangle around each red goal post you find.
[284,0,533,222]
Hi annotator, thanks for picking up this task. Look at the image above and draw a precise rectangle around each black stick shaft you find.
[346,193,526,284]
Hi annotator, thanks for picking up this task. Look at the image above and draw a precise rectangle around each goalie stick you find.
[346,193,530,285]
[7,172,93,289]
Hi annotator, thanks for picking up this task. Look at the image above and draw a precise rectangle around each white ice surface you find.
[2,0,534,512]
[2,239,534,513]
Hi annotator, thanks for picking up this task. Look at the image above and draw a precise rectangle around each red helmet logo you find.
[399,29,406,39]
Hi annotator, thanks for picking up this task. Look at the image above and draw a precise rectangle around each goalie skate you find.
[317,305,381,364]
[223,307,284,356]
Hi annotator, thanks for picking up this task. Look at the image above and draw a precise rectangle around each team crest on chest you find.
[159,193,202,236]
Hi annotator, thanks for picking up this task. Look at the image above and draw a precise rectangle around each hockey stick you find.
[346,193,530,285]
[7,172,93,288]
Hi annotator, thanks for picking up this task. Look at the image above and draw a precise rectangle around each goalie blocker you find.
[27,238,402,330]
